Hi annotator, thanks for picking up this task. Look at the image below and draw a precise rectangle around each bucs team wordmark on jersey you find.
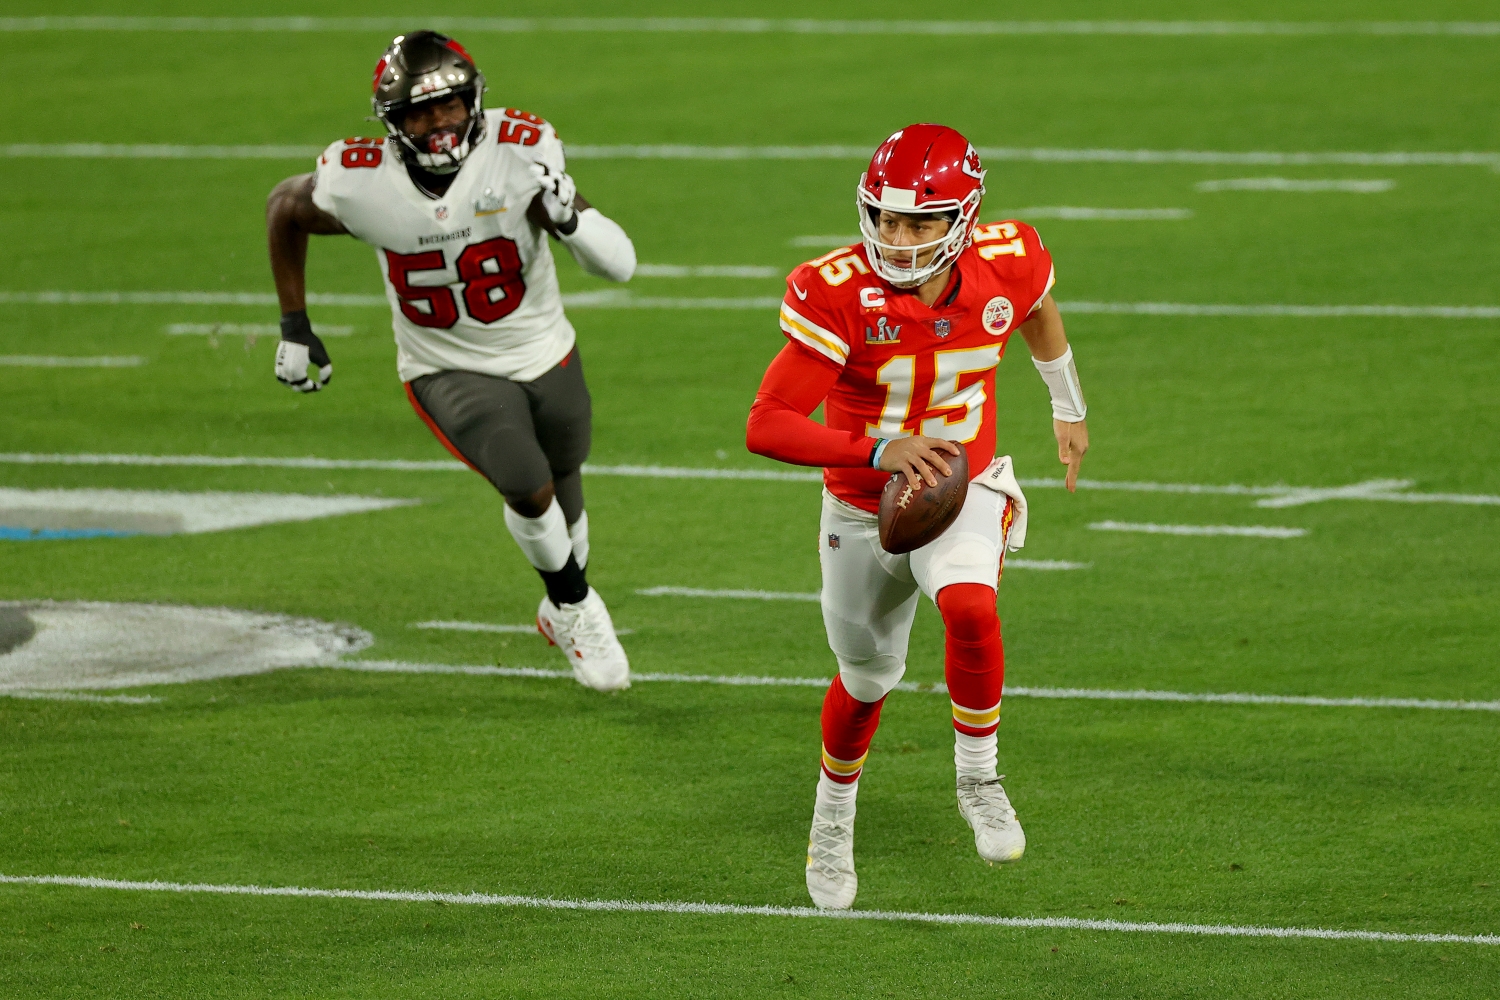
[779,223,1056,512]
[312,108,575,384]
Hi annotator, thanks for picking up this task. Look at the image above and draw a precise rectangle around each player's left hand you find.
[528,161,578,227]
[1054,418,1089,492]
[275,310,332,393]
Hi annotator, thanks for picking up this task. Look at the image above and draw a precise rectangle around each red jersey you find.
[775,221,1055,511]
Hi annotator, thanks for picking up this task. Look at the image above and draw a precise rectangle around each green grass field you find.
[2,3,1499,997]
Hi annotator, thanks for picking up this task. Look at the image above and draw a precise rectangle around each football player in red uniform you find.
[746,124,1091,909]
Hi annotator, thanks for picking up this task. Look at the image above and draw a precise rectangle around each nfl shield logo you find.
[435,205,449,221]
[935,318,951,338]
[828,533,841,550]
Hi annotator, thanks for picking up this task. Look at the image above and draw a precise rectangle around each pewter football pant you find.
[818,484,1008,703]
[406,349,592,523]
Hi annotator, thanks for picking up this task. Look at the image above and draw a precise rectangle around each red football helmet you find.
[857,124,986,287]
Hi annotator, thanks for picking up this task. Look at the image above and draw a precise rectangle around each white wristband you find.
[871,438,891,468]
[1033,347,1087,422]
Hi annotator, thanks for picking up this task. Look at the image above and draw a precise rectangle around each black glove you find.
[274,310,332,392]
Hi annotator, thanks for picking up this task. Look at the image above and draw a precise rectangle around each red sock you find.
[820,675,886,783]
[937,583,1004,737]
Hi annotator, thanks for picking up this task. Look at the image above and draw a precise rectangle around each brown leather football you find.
[878,446,970,554]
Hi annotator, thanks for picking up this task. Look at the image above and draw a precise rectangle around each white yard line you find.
[1196,178,1395,192]
[1090,521,1308,538]
[0,690,159,704]
[5,144,1498,170]
[165,323,355,337]
[409,620,634,636]
[3,873,1493,945]
[3,17,1499,37]
[0,455,1495,507]
[4,289,1498,317]
[0,355,144,367]
[792,210,1191,245]
[331,660,1500,712]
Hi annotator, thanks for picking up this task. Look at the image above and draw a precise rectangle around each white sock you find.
[955,732,998,781]
[502,499,572,572]
[815,771,858,817]
[567,510,590,570]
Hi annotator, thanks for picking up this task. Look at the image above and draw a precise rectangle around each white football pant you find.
[818,473,1010,703]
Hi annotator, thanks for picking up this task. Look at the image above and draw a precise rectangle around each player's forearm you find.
[559,208,636,282]
[746,396,877,468]
[1020,297,1087,422]
[1018,295,1069,362]
[266,181,313,313]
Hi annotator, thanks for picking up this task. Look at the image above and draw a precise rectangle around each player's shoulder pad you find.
[970,219,1055,315]
[486,107,564,168]
[780,247,870,366]
[791,243,876,304]
[970,219,1047,269]
[316,135,389,171]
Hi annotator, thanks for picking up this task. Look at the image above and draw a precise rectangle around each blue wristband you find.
[870,438,891,468]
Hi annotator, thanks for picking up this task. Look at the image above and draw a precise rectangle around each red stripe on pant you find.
[403,381,483,475]
[938,582,1004,737]
[820,675,885,784]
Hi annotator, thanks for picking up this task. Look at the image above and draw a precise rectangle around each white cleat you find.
[536,588,630,692]
[956,775,1026,865]
[805,804,858,910]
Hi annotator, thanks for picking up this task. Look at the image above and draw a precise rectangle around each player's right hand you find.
[274,310,332,392]
[879,436,962,489]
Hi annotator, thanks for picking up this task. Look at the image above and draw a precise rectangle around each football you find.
[877,446,970,554]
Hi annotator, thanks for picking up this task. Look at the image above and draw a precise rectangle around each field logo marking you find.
[2,873,1495,946]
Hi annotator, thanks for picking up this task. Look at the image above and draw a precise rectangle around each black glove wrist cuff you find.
[280,310,315,345]
[556,210,580,237]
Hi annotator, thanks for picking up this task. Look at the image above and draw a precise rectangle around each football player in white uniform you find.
[266,31,634,690]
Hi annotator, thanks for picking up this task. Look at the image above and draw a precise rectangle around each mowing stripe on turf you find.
[0,690,160,704]
[4,289,1499,317]
[1195,178,1396,192]
[5,144,1498,170]
[3,17,1499,37]
[3,873,1494,945]
[1090,521,1308,538]
[1,455,1495,507]
[330,660,1500,712]
[0,355,145,367]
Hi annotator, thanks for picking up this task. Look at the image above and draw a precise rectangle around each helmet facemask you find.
[857,175,985,288]
[383,89,486,175]
[371,31,488,177]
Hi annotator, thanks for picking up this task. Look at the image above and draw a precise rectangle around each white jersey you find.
[312,107,575,383]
